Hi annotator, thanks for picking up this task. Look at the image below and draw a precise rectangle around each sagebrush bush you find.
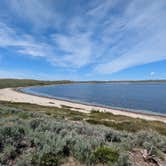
[0,145,16,164]
[0,125,25,146]
[117,152,131,166]
[132,130,166,153]
[0,105,166,166]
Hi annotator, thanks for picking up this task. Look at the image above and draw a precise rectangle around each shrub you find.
[133,130,166,153]
[18,112,30,119]
[29,119,43,130]
[117,152,131,166]
[0,125,25,145]
[105,131,126,143]
[70,116,83,121]
[93,146,119,165]
[46,112,52,116]
[72,137,93,164]
[1,104,166,165]
[0,145,17,164]
[39,153,61,166]
[16,153,34,166]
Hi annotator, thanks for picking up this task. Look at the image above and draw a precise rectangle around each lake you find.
[21,83,166,115]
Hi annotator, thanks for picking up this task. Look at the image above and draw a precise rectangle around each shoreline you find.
[0,87,166,123]
[18,87,166,117]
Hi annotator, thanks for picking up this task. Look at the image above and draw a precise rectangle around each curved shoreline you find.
[18,87,166,117]
[0,87,166,123]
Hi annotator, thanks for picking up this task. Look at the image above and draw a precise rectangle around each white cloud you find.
[0,0,166,77]
[87,0,116,19]
[0,21,93,69]
[0,22,52,57]
[93,0,166,74]
[150,72,155,76]
[6,0,60,29]
[95,29,166,74]
[52,33,94,67]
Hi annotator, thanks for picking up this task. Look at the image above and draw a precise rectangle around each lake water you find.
[21,83,166,115]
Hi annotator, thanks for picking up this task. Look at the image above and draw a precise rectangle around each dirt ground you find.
[129,149,166,166]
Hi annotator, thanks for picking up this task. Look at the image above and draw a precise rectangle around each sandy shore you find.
[0,88,166,123]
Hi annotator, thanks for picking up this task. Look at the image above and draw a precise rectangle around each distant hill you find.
[0,79,74,89]
[0,78,166,89]
[83,80,166,83]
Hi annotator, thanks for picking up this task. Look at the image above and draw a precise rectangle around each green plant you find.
[39,153,61,166]
[18,112,30,119]
[0,145,16,164]
[117,152,131,166]
[70,116,83,121]
[93,146,119,165]
[0,103,166,165]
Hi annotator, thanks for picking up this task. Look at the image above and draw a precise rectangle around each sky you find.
[0,0,166,81]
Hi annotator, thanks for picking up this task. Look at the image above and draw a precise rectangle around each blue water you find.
[21,83,166,115]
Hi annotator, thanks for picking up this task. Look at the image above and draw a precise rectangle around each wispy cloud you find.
[52,33,94,67]
[87,0,116,19]
[95,29,166,74]
[4,0,61,30]
[93,0,166,74]
[0,0,166,78]
[0,22,57,59]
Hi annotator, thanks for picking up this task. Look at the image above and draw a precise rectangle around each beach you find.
[0,88,166,123]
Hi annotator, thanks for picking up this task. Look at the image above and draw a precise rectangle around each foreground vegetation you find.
[0,101,166,165]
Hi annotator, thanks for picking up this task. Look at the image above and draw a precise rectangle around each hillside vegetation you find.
[0,79,73,89]
[0,101,166,166]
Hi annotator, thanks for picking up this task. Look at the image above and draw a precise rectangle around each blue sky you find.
[0,0,166,80]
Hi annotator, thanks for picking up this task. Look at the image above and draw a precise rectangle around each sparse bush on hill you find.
[0,79,74,89]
